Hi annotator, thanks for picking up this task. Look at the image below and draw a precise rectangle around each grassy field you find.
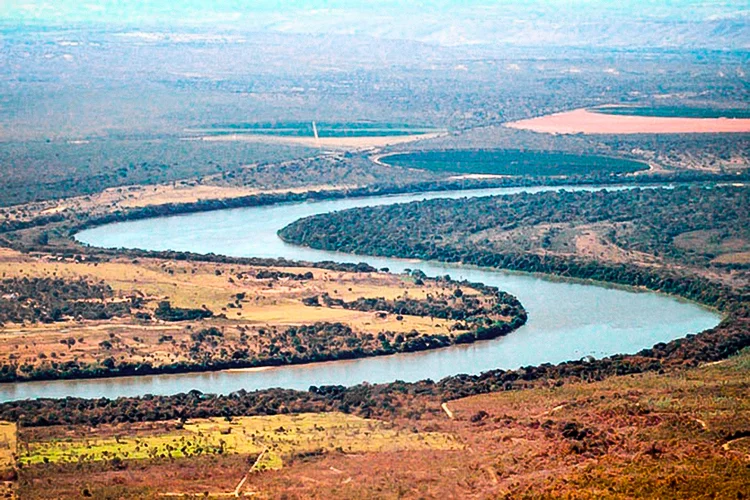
[18,413,459,497]
[20,412,460,468]
[0,249,487,380]
[592,106,750,119]
[380,149,648,177]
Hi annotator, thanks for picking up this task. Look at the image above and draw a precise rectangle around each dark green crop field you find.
[195,122,438,138]
[591,106,750,119]
[380,150,649,177]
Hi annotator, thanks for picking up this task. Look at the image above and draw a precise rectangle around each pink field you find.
[505,108,750,135]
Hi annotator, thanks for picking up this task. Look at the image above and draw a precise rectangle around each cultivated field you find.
[593,106,750,119]
[505,107,750,135]
[191,122,439,138]
[379,149,648,176]
[190,121,444,149]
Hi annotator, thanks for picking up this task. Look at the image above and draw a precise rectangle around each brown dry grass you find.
[0,422,15,470]
[505,108,750,135]
[0,422,16,500]
[111,183,352,209]
[712,252,750,264]
[0,250,475,375]
[16,348,750,499]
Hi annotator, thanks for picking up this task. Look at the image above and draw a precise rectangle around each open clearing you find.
[97,182,347,209]
[505,107,750,134]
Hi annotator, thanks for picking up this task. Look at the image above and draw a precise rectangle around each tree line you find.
[279,185,749,270]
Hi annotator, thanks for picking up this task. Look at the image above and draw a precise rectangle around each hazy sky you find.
[1,1,747,50]
[2,0,747,26]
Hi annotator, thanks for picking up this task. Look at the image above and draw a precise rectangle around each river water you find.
[0,186,720,401]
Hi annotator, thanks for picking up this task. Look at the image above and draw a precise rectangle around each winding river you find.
[0,186,720,402]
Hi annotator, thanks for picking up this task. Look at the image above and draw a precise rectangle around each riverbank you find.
[10,347,749,498]
[0,181,736,399]
[0,250,525,385]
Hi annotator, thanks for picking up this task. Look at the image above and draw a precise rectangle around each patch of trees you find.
[0,277,131,324]
[305,279,525,326]
[189,327,223,343]
[154,301,213,322]
[0,213,66,235]
[254,270,313,280]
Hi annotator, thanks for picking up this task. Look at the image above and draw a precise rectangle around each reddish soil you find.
[505,108,750,135]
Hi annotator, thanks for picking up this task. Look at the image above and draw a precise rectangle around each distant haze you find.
[2,0,748,49]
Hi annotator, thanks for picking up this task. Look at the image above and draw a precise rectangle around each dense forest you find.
[279,185,749,269]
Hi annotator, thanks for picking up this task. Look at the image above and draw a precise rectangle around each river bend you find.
[0,186,720,401]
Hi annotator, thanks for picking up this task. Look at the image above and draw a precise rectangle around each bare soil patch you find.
[505,108,750,135]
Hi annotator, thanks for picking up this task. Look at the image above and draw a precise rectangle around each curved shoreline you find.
[0,185,717,399]
[0,298,528,387]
